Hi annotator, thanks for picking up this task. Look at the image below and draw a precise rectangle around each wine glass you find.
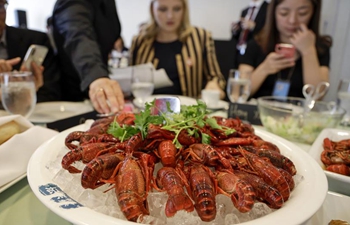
[226,69,251,103]
[337,79,350,127]
[0,71,37,118]
[131,66,154,107]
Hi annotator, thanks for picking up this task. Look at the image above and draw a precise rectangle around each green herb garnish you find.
[107,100,235,147]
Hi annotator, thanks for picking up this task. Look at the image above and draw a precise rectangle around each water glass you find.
[131,67,154,106]
[226,69,251,103]
[337,79,350,127]
[1,71,37,118]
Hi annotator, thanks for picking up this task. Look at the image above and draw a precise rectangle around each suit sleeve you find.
[53,0,109,92]
[203,30,226,90]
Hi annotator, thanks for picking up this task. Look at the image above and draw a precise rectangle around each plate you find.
[308,128,350,196]
[27,124,327,225]
[305,191,350,225]
[28,101,94,123]
[133,95,198,108]
[0,173,26,194]
[203,100,229,110]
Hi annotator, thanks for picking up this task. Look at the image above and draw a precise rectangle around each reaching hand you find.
[0,57,21,72]
[262,52,295,74]
[20,61,44,91]
[89,78,125,114]
[290,24,316,55]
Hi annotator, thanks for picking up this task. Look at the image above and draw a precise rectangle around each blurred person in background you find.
[52,0,125,114]
[238,0,331,99]
[231,0,269,55]
[0,0,62,102]
[129,0,226,99]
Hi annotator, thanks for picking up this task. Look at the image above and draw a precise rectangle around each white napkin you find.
[0,115,58,187]
[109,63,174,92]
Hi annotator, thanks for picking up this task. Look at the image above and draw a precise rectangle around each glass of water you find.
[131,67,154,107]
[337,79,350,127]
[1,71,37,118]
[226,69,251,103]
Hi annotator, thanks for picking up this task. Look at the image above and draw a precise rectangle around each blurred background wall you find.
[4,0,350,101]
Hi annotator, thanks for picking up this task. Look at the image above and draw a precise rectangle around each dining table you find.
[0,100,348,225]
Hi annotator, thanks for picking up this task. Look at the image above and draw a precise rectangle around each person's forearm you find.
[249,63,270,96]
[301,47,328,86]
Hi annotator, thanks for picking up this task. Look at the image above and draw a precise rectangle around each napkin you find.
[0,115,58,187]
[109,63,174,92]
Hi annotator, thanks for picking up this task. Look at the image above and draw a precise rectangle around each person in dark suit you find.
[231,0,269,54]
[0,0,62,102]
[52,0,125,114]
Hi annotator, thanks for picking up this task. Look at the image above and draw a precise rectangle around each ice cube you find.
[248,202,272,219]
[225,213,241,225]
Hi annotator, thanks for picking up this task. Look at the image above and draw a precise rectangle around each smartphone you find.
[21,44,49,69]
[275,43,295,58]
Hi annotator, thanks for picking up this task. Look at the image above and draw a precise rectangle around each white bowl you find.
[308,128,350,196]
[27,124,327,225]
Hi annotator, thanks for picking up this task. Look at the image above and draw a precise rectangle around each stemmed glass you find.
[0,71,37,118]
[131,67,154,107]
[226,69,251,103]
[337,79,350,127]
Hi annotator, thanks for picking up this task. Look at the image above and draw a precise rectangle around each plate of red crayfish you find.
[309,128,350,196]
[27,104,327,225]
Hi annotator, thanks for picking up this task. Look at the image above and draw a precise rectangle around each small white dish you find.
[27,125,327,225]
[205,100,229,110]
[305,191,350,225]
[28,101,94,123]
[133,95,198,108]
[308,128,350,196]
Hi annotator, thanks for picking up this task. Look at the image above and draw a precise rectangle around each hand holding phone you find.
[21,44,48,69]
[275,43,295,59]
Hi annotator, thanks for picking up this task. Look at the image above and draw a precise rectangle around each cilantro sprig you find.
[107,100,235,147]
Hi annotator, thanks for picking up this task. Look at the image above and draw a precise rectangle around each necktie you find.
[237,6,256,50]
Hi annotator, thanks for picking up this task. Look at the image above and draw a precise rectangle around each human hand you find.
[241,19,255,30]
[231,22,241,33]
[290,24,316,56]
[113,38,124,52]
[205,79,225,99]
[89,78,125,114]
[20,61,44,91]
[262,52,295,74]
[0,57,21,72]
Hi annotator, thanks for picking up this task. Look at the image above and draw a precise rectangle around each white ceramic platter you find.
[28,101,94,123]
[27,125,327,225]
[308,128,350,196]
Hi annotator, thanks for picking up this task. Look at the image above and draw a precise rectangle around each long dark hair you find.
[256,0,332,54]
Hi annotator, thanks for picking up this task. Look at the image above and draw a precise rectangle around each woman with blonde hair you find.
[129,0,225,99]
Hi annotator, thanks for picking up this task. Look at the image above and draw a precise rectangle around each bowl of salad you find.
[257,96,346,144]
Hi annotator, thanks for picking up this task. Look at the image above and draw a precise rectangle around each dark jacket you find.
[232,1,268,42]
[6,26,62,102]
[52,0,121,101]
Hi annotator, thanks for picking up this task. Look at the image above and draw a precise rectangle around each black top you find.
[239,39,330,98]
[153,40,183,95]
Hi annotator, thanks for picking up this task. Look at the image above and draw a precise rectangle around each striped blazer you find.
[129,27,226,98]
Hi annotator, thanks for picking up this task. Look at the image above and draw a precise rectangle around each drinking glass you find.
[1,71,37,118]
[337,79,350,127]
[226,69,251,103]
[131,67,154,107]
